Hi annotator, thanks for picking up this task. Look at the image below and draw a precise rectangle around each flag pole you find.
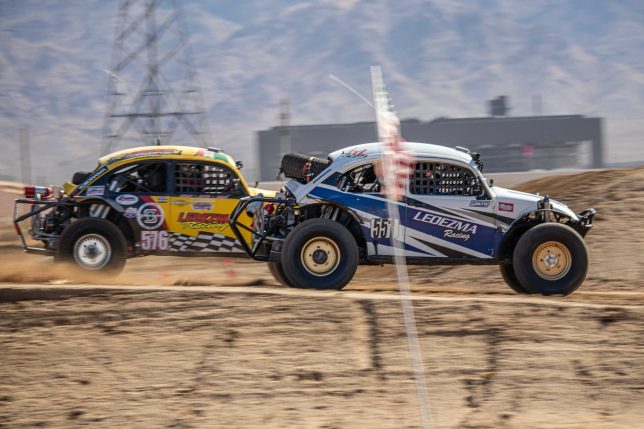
[371,65,434,429]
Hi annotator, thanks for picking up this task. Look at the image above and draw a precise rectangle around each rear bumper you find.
[13,198,62,254]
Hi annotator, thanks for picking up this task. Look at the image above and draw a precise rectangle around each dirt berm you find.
[0,167,643,428]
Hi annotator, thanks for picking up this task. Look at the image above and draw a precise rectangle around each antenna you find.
[329,74,375,110]
[101,0,211,154]
[19,127,31,184]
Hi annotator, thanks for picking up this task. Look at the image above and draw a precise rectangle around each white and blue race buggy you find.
[230,142,595,295]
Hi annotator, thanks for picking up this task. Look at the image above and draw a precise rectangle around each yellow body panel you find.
[90,146,274,253]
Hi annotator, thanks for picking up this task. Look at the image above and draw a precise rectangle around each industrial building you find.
[257,114,603,181]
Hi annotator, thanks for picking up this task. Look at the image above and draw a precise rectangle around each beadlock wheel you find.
[280,218,359,290]
[73,233,113,271]
[300,237,340,276]
[513,223,588,296]
[532,241,572,281]
[57,217,127,277]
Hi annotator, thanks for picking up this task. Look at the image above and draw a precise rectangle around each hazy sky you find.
[1,0,643,184]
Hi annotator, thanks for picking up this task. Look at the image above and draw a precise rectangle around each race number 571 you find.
[370,218,398,238]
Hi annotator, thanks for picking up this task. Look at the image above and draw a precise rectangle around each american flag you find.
[372,68,414,201]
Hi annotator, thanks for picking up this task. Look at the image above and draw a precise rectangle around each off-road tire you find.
[57,217,128,277]
[513,223,588,296]
[280,153,330,183]
[280,218,358,290]
[268,262,291,287]
[499,263,530,294]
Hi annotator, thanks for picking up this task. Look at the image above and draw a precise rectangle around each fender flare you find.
[496,208,577,262]
[73,197,137,248]
[300,200,367,252]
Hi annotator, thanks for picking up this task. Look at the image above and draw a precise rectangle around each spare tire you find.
[280,153,331,183]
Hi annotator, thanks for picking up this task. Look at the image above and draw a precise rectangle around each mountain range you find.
[1,0,643,183]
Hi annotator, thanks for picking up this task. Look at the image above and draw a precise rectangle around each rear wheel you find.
[268,262,291,287]
[513,223,588,296]
[280,219,358,290]
[57,217,128,277]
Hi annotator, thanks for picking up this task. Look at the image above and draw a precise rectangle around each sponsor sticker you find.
[116,194,138,205]
[177,212,228,231]
[192,202,212,211]
[137,202,165,230]
[443,230,471,242]
[77,166,108,191]
[341,149,368,159]
[124,207,137,219]
[87,185,105,196]
[499,202,514,212]
[411,212,478,234]
[107,148,180,164]
[195,149,228,161]
[469,200,491,208]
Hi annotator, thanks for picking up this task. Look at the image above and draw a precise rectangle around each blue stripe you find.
[309,185,499,257]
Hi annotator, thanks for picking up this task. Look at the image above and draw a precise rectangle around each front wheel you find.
[499,263,530,294]
[280,219,359,290]
[513,223,589,296]
[56,217,128,277]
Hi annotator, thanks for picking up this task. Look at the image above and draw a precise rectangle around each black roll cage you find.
[228,195,296,261]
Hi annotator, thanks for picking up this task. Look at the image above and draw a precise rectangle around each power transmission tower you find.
[101,0,211,154]
[279,98,291,156]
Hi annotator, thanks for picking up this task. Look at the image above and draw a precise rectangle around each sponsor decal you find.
[115,194,138,205]
[499,202,514,212]
[136,202,165,230]
[139,230,169,251]
[195,149,228,162]
[469,200,491,208]
[341,149,368,159]
[177,212,228,231]
[107,148,180,164]
[124,207,137,219]
[192,202,212,211]
[77,166,109,191]
[443,230,471,242]
[157,197,168,203]
[411,211,478,234]
[87,185,105,196]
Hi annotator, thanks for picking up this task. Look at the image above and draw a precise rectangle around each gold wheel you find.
[300,237,340,277]
[532,241,572,281]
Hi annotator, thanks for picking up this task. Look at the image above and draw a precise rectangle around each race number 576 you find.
[140,230,169,251]
[370,218,398,238]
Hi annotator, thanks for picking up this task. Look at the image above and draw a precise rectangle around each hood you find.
[248,187,277,198]
[493,186,578,220]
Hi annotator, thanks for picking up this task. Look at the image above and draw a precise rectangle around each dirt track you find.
[1,167,644,428]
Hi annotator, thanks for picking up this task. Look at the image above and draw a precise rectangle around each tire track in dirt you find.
[2,283,643,309]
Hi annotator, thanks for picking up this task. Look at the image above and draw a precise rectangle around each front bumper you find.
[574,208,596,237]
